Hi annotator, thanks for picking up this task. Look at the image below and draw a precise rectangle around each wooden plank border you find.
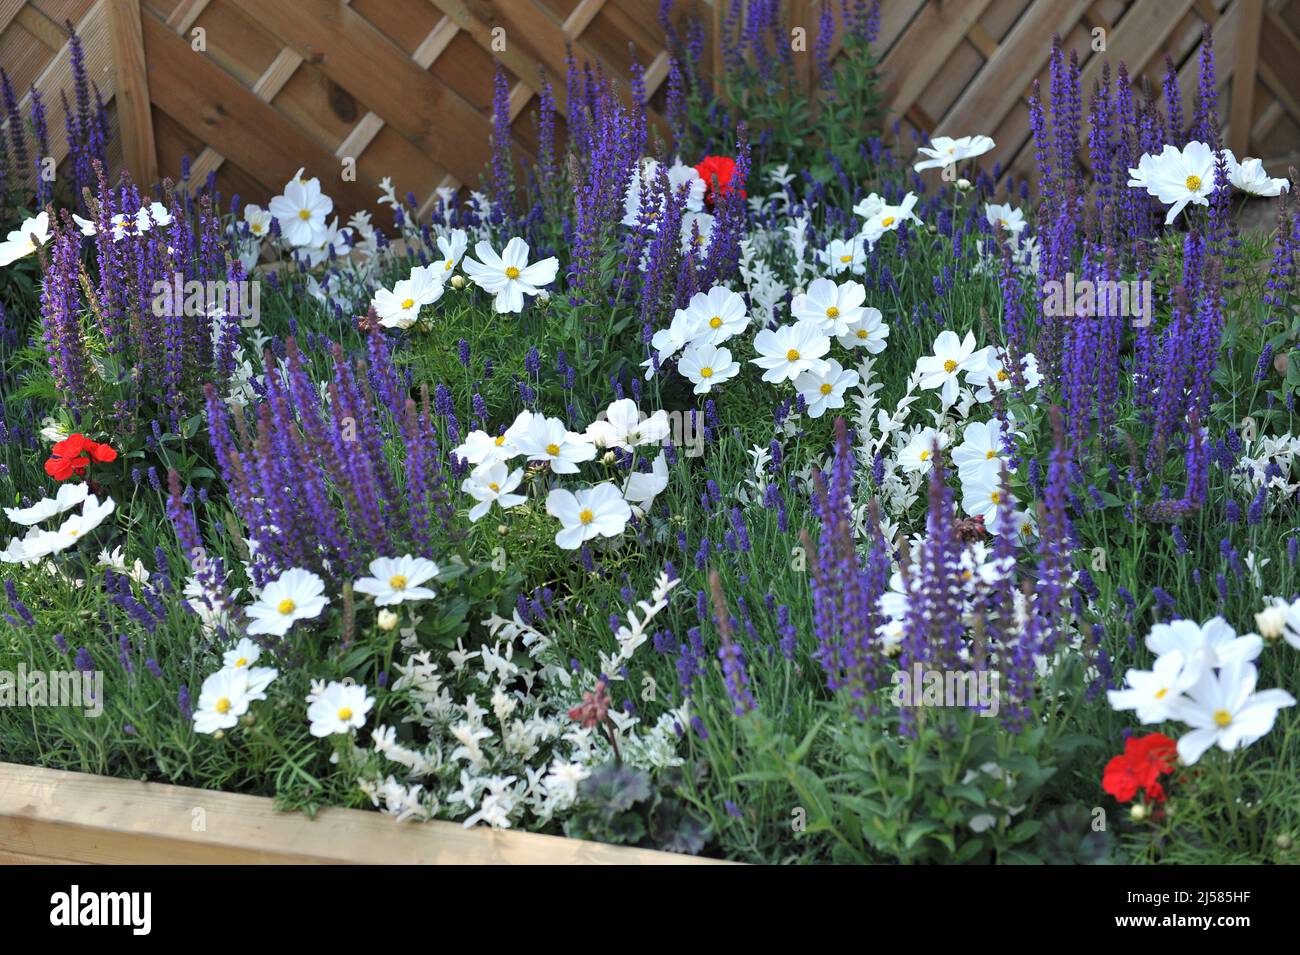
[0,762,728,865]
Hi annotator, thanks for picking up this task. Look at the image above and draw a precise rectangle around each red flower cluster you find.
[1102,732,1178,804]
[44,434,117,481]
[694,155,745,207]
[568,680,611,730]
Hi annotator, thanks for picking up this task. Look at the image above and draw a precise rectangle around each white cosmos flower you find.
[136,201,173,232]
[308,681,375,737]
[860,193,920,242]
[679,211,716,255]
[791,278,867,336]
[1127,141,1219,225]
[246,567,328,636]
[1107,650,1200,723]
[193,667,255,734]
[837,306,889,352]
[222,637,262,670]
[0,212,50,266]
[794,358,859,419]
[434,228,468,275]
[952,419,1008,484]
[354,555,440,605]
[623,451,669,514]
[622,157,706,227]
[750,322,831,383]
[644,305,708,375]
[268,177,333,246]
[1167,660,1295,765]
[71,213,98,237]
[676,286,749,347]
[899,427,949,474]
[511,414,596,474]
[678,342,740,394]
[46,494,116,551]
[817,237,868,275]
[462,463,526,522]
[373,267,443,329]
[851,193,886,222]
[296,217,352,267]
[545,483,632,549]
[1229,157,1289,197]
[985,202,1027,235]
[243,204,273,239]
[4,482,90,526]
[586,399,670,451]
[913,135,995,172]
[1145,616,1262,668]
[453,429,517,470]
[916,330,992,405]
[960,471,1014,534]
[461,237,558,313]
[968,351,1042,402]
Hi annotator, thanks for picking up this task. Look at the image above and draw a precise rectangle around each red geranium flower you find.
[44,433,118,481]
[1102,732,1178,804]
[694,155,746,207]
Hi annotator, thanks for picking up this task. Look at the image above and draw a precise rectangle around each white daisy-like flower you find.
[511,414,596,474]
[268,177,333,246]
[246,567,329,636]
[967,352,1042,402]
[585,399,671,451]
[545,483,632,550]
[373,267,443,329]
[791,278,867,337]
[750,322,831,384]
[678,342,741,394]
[916,330,992,405]
[623,451,669,514]
[354,555,440,605]
[984,202,1027,235]
[644,306,708,375]
[913,135,995,172]
[899,427,949,474]
[859,193,920,243]
[433,228,469,275]
[462,463,526,522]
[0,212,50,266]
[4,482,89,526]
[222,637,262,670]
[960,470,1015,534]
[1127,141,1219,224]
[243,204,273,238]
[1229,156,1289,197]
[453,429,518,471]
[1167,660,1295,765]
[307,681,375,737]
[675,286,749,347]
[461,237,558,313]
[836,306,889,352]
[193,667,255,734]
[679,211,715,255]
[1107,650,1200,724]
[817,237,868,275]
[794,358,859,419]
[952,419,1008,484]
[1145,617,1262,668]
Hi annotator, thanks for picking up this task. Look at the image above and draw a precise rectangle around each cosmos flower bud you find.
[377,609,399,631]
[1255,604,1287,641]
[1130,803,1147,822]
[955,178,972,190]
[450,274,466,289]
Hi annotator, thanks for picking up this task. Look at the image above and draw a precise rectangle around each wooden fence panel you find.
[2,0,1299,214]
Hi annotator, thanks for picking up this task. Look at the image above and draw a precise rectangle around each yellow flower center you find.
[215,697,232,714]
[1155,687,1169,700]
[389,574,408,591]
[1213,708,1232,727]
[494,435,506,446]
[943,359,957,373]
[251,224,264,234]
[819,382,833,395]
[839,254,852,263]
[990,490,1001,504]
[826,306,840,319]
[338,707,353,721]
[709,316,723,328]
[505,266,521,279]
[488,482,500,492]
[700,366,714,378]
[401,298,415,310]
[234,657,248,668]
[579,508,594,525]
[986,450,997,459]
[277,598,296,615]
[444,261,453,271]
[68,529,79,537]
[786,348,801,361]
[856,328,868,339]
[1185,174,1202,192]
[298,209,312,220]
[545,443,561,456]
[919,450,930,461]
[881,216,895,227]
[997,370,1009,381]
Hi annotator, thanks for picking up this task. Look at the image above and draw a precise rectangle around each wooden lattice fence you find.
[2,0,1300,218]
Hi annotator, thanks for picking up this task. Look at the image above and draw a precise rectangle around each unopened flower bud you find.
[1129,803,1147,822]
[1255,605,1287,642]
[955,178,972,190]
[1277,833,1293,850]
[450,275,466,290]
[377,609,399,631]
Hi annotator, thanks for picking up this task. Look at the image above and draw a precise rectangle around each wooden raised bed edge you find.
[0,762,729,864]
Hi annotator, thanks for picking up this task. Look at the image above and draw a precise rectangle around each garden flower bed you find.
[1,4,1299,866]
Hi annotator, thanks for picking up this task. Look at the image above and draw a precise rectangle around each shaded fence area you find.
[2,0,1300,217]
